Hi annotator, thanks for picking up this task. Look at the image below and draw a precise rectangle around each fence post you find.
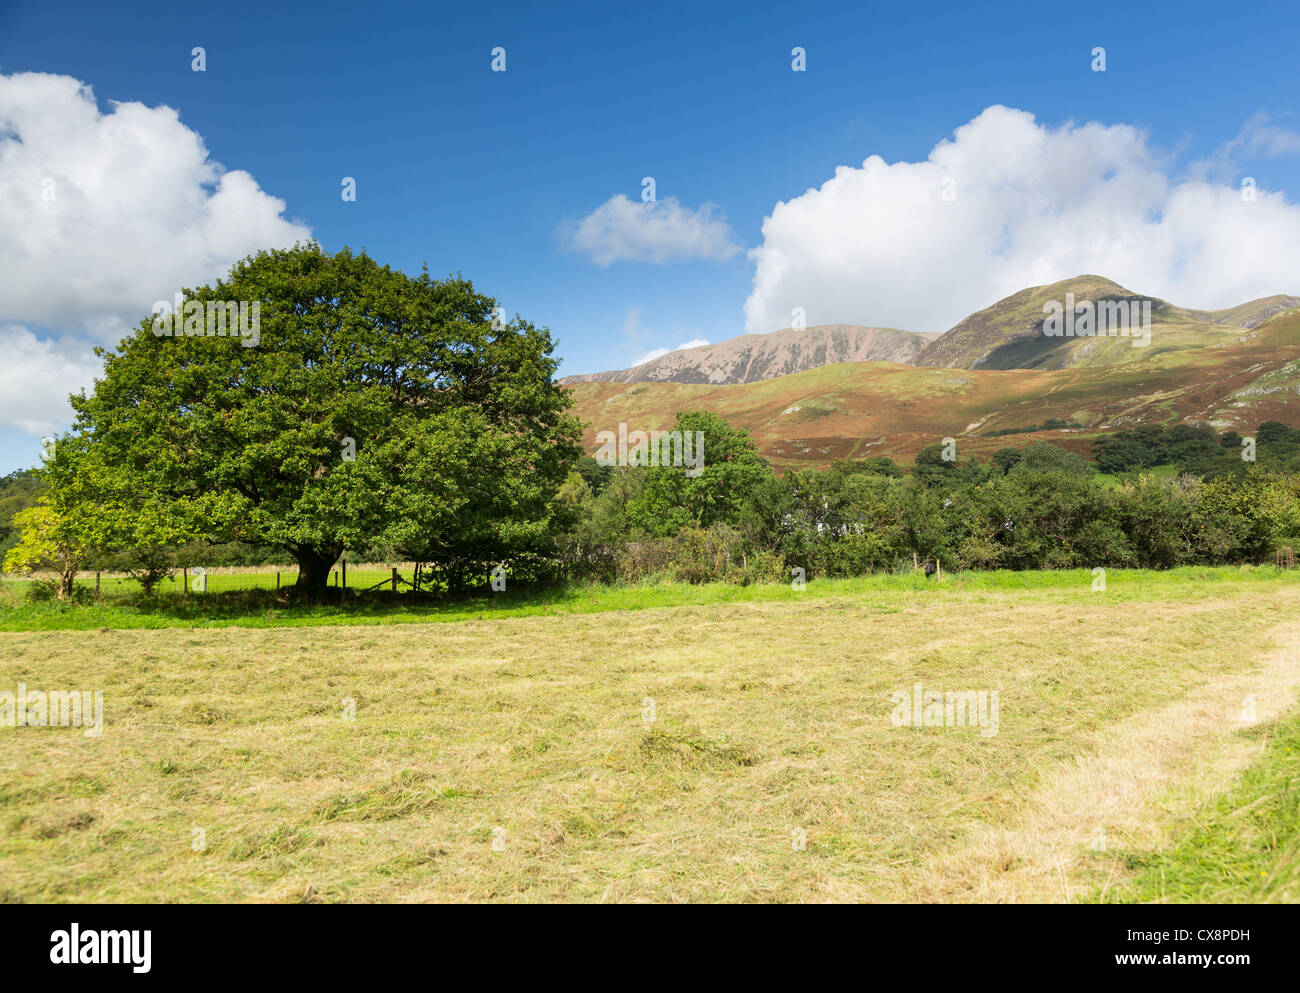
[392,567,398,592]
[333,570,338,587]
[96,571,101,594]
[276,572,280,590]
[183,567,188,595]
[342,559,347,589]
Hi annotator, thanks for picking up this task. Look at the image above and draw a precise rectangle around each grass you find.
[0,564,1295,631]
[2,569,1300,902]
[1087,710,1300,903]
[1094,463,1181,488]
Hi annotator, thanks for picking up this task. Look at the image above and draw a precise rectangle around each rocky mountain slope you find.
[559,324,930,386]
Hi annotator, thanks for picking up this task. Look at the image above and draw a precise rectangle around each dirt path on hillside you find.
[922,617,1300,903]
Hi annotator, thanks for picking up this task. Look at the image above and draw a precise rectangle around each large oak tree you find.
[66,243,582,598]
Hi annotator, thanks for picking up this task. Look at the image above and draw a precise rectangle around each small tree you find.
[109,545,177,596]
[991,447,1023,475]
[3,503,93,600]
[38,431,205,598]
[625,412,774,537]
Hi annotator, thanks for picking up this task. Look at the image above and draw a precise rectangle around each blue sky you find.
[2,0,1300,473]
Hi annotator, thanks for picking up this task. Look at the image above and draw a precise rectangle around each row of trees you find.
[554,429,1300,582]
[1091,422,1300,477]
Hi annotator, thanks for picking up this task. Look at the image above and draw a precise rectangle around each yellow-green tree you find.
[3,502,94,600]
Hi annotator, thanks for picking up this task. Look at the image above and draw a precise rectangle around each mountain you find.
[563,298,1300,471]
[1186,294,1300,331]
[559,324,931,386]
[562,278,1300,388]
[914,276,1300,371]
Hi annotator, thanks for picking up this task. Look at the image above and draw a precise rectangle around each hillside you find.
[559,324,930,386]
[565,304,1300,471]
[912,275,1290,371]
[1187,294,1300,330]
[0,468,44,558]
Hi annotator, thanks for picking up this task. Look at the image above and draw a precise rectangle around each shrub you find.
[24,579,95,605]
[724,548,787,586]
[667,528,730,584]
[25,579,58,602]
[67,584,97,605]
[617,540,674,583]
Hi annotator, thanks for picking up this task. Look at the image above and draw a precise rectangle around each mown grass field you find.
[2,567,1299,902]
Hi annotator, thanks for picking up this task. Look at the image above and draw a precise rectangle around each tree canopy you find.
[61,243,582,597]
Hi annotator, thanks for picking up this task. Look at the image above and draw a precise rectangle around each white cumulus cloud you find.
[744,105,1300,333]
[563,194,741,265]
[0,72,312,332]
[0,325,100,437]
[0,71,312,436]
[632,338,711,367]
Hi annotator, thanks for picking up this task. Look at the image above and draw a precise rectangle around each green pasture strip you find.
[1,566,1297,632]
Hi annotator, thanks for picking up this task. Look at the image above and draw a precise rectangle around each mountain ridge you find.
[559,324,932,387]
[915,276,1300,371]
[561,277,1300,386]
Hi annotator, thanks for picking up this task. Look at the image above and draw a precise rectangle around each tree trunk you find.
[293,546,341,601]
[58,563,76,601]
